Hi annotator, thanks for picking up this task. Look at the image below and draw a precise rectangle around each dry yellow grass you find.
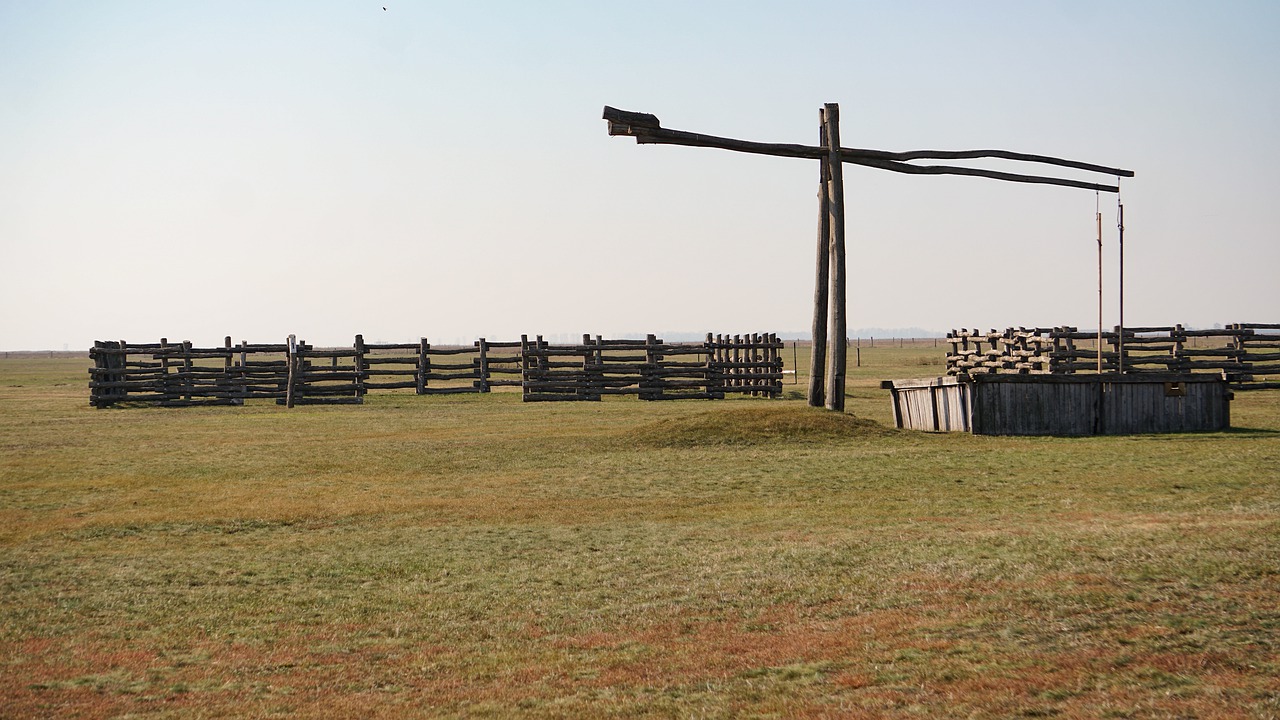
[2,352,1278,717]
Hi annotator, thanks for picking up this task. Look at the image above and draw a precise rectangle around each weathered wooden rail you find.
[89,333,782,407]
[520,333,783,402]
[945,323,1280,390]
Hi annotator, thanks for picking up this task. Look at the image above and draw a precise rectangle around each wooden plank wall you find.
[945,323,1280,390]
[883,378,971,432]
[884,374,1232,435]
[89,333,783,407]
[967,375,1232,436]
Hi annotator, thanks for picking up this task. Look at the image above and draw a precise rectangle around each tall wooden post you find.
[824,103,847,412]
[808,109,830,407]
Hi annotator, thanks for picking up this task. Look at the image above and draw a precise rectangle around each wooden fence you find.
[520,333,783,402]
[89,333,783,407]
[946,323,1280,390]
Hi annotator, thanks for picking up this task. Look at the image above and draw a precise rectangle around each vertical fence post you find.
[239,340,249,403]
[353,334,366,399]
[723,333,731,398]
[181,340,194,402]
[580,334,591,400]
[300,340,313,405]
[1064,327,1077,374]
[703,333,713,399]
[478,338,491,393]
[416,338,428,395]
[224,336,241,406]
[90,341,103,407]
[520,335,530,401]
[768,333,778,394]
[1170,324,1182,374]
[286,334,297,408]
[708,334,721,398]
[117,340,129,403]
[157,338,170,403]
[641,334,658,401]
[752,332,762,397]
[580,334,597,401]
[595,334,605,399]
[113,338,128,404]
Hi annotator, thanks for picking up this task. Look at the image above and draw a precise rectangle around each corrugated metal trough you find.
[880,373,1232,435]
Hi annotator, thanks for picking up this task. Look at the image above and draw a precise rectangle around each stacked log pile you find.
[945,323,1280,389]
[946,328,1060,375]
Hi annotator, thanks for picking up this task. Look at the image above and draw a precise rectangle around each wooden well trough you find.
[881,373,1231,436]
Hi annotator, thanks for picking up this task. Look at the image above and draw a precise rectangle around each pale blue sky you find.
[2,1,1277,349]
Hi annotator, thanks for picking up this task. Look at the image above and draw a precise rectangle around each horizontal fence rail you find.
[945,323,1280,390]
[89,333,783,407]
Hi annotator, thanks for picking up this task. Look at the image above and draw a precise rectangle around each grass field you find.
[2,347,1278,718]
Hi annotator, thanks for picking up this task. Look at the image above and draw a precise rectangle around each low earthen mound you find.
[633,405,884,447]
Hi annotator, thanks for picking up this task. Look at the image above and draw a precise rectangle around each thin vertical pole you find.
[809,109,830,408]
[1117,194,1125,374]
[1096,206,1104,374]
[824,103,847,412]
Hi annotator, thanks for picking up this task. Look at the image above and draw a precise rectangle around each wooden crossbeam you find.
[602,106,1134,193]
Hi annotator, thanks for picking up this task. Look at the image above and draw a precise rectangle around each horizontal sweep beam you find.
[603,106,1134,193]
[845,155,1124,193]
[849,147,1134,178]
